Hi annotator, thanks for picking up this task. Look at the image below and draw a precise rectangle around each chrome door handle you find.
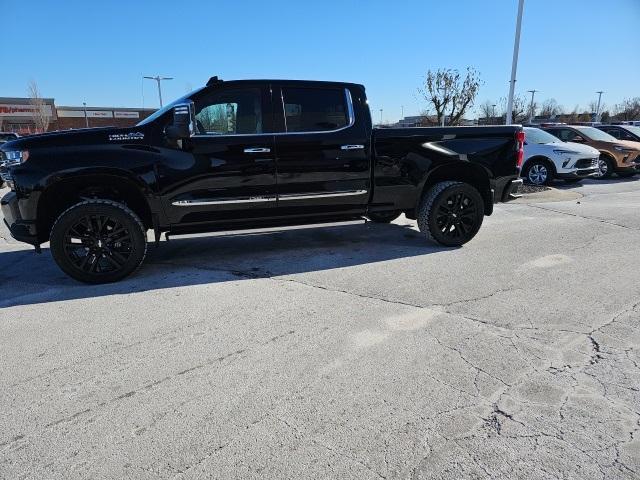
[244,147,271,153]
[340,144,365,150]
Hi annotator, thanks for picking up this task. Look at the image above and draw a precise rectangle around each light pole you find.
[595,91,604,122]
[143,75,173,107]
[527,89,538,124]
[506,0,525,124]
[82,102,89,128]
[379,108,383,124]
[401,105,404,120]
[492,104,497,121]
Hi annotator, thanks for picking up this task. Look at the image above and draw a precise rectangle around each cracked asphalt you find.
[1,178,639,479]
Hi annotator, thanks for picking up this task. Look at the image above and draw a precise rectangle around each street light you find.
[492,104,497,120]
[527,89,538,124]
[82,102,88,128]
[506,0,525,124]
[379,108,383,124]
[595,91,604,122]
[143,75,174,107]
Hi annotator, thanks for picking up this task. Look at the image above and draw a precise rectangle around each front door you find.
[161,85,277,227]
[273,84,371,218]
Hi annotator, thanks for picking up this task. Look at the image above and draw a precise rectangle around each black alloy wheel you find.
[418,181,484,247]
[50,200,147,283]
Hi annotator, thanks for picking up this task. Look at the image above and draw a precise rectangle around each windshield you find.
[574,126,617,142]
[524,127,561,144]
[0,134,17,143]
[136,87,205,126]
[623,126,640,137]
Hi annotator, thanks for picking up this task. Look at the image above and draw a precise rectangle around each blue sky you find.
[3,0,639,122]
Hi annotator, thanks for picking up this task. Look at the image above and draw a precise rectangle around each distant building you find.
[0,97,156,134]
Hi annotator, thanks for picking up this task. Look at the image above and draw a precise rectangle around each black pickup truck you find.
[1,77,523,283]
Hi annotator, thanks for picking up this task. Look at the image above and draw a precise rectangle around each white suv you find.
[521,127,600,185]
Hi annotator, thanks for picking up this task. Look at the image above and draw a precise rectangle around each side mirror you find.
[165,102,195,140]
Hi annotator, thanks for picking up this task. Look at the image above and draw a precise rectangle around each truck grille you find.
[575,158,598,169]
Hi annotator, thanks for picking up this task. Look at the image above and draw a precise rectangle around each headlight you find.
[1,150,29,167]
[613,145,633,153]
[553,149,579,155]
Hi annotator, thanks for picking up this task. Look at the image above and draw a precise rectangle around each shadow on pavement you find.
[0,221,448,308]
[554,175,639,190]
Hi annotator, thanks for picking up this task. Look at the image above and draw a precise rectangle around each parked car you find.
[0,77,523,283]
[596,124,640,142]
[521,127,599,185]
[0,132,19,145]
[0,133,20,188]
[542,125,640,179]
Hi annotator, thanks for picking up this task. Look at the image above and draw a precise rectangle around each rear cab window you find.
[280,87,352,133]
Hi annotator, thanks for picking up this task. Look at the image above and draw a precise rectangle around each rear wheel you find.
[417,181,484,247]
[367,211,401,223]
[523,159,554,185]
[50,200,147,284]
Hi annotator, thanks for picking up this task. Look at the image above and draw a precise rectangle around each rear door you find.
[272,84,370,217]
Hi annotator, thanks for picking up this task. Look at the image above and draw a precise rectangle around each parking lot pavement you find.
[1,178,639,480]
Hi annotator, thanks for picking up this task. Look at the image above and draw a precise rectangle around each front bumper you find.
[1,191,38,245]
[556,167,599,179]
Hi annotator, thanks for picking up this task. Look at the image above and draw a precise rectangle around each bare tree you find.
[499,94,527,123]
[613,97,640,121]
[27,80,51,133]
[479,100,494,120]
[540,98,561,118]
[418,67,482,126]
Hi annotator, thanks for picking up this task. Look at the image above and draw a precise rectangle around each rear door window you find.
[281,87,349,133]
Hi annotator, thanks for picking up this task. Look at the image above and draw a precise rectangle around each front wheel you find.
[523,160,554,185]
[50,199,147,284]
[417,181,484,247]
[594,155,614,179]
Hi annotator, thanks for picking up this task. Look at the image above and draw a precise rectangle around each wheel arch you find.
[36,172,154,243]
[522,155,557,175]
[416,162,493,216]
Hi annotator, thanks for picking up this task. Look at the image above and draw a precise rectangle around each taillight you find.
[515,130,525,169]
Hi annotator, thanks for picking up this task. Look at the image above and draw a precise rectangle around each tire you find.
[50,199,147,284]
[594,155,614,179]
[523,159,554,185]
[367,210,401,223]
[417,181,484,247]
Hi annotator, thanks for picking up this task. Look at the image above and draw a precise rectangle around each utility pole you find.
[492,104,497,120]
[595,91,604,122]
[506,0,525,124]
[379,108,383,124]
[527,89,538,124]
[143,75,173,107]
[82,102,89,128]
[401,105,404,120]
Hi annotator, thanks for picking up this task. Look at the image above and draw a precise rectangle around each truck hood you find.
[0,126,149,151]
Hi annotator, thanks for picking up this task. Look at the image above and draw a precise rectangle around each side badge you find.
[108,132,145,141]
